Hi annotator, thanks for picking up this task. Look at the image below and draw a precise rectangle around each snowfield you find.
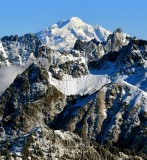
[36,17,111,51]
[49,72,111,95]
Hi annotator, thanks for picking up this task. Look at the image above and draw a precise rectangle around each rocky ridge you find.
[0,63,146,159]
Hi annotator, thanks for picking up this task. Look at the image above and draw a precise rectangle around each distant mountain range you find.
[0,17,147,159]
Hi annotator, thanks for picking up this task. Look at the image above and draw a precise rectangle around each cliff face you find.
[0,64,66,138]
[50,82,147,153]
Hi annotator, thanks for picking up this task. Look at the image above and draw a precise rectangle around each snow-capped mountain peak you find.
[36,17,111,51]
[70,16,83,21]
[68,16,86,26]
[56,19,69,28]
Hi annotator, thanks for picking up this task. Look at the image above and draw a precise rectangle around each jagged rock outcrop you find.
[73,38,105,61]
[6,127,101,160]
[117,39,147,71]
[0,126,145,160]
[104,28,130,53]
[0,63,66,137]
[0,34,43,66]
[50,60,88,79]
[73,28,131,63]
[0,34,53,70]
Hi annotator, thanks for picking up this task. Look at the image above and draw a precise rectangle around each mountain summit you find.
[36,17,111,51]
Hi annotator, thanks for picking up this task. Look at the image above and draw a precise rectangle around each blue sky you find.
[0,0,147,39]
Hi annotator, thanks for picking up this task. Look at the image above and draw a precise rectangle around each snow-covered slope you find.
[49,63,114,95]
[0,41,10,66]
[36,17,111,51]
[51,80,147,154]
[0,42,7,59]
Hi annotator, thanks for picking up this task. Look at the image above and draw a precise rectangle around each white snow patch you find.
[49,72,111,96]
[0,41,7,58]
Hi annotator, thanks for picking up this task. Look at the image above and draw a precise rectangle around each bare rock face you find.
[50,60,88,79]
[73,39,105,62]
[104,28,130,53]
[50,81,147,154]
[8,127,101,160]
[117,39,147,70]
[73,28,131,63]
[0,34,53,71]
[0,126,145,160]
[0,63,66,137]
[1,34,42,66]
